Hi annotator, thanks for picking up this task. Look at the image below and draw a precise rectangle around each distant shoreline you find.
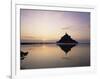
[21,42,90,45]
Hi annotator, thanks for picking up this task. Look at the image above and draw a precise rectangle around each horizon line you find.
[21,42,90,45]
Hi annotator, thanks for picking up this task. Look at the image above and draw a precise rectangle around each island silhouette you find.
[57,33,78,44]
[56,33,77,56]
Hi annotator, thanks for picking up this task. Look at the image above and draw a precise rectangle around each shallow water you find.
[20,44,90,69]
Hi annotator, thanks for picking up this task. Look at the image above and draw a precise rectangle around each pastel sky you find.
[20,9,90,43]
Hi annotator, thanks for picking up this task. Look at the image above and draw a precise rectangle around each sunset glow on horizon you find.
[20,9,90,43]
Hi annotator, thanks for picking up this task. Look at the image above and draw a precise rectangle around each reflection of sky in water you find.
[21,44,90,69]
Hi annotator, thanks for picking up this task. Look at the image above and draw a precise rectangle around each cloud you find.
[61,27,70,30]
[61,25,73,30]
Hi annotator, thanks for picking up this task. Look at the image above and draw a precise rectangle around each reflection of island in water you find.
[58,44,76,55]
[21,51,28,60]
